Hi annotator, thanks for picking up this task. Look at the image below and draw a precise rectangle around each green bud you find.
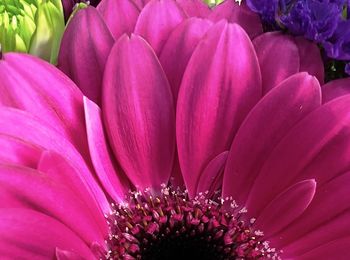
[0,0,65,64]
[203,0,224,7]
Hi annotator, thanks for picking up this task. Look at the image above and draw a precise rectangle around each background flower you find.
[0,0,65,64]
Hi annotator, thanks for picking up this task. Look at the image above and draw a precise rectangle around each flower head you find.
[0,0,65,64]
[0,0,348,259]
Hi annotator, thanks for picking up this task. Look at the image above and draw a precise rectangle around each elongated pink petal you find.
[223,73,321,205]
[134,0,187,55]
[282,211,350,257]
[97,0,140,40]
[0,107,110,214]
[58,7,114,105]
[294,36,324,85]
[273,171,350,248]
[160,18,212,102]
[322,78,350,103]
[297,237,350,260]
[176,0,210,18]
[208,1,262,38]
[255,179,316,237]
[102,35,175,190]
[56,248,85,260]
[0,53,88,156]
[246,94,350,216]
[0,135,41,167]
[177,21,262,197]
[38,151,109,234]
[0,164,106,245]
[84,97,129,202]
[253,32,300,94]
[0,208,95,259]
[196,151,228,196]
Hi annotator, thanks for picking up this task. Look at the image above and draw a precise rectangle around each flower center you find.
[104,187,278,259]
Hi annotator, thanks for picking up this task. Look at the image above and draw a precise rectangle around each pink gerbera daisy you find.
[0,0,349,259]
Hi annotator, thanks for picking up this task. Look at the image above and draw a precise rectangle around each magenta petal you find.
[102,35,175,190]
[175,0,210,18]
[223,73,321,206]
[177,21,261,197]
[0,108,110,214]
[274,172,350,249]
[322,78,350,103]
[255,179,316,237]
[294,36,324,85]
[58,7,114,105]
[246,94,350,216]
[253,32,300,94]
[38,151,109,234]
[84,97,129,202]
[134,0,187,55]
[0,53,88,156]
[0,164,106,245]
[196,151,228,196]
[0,208,95,259]
[297,237,350,260]
[208,1,262,38]
[159,18,212,101]
[0,135,41,167]
[97,0,140,40]
[282,211,350,257]
[56,248,85,260]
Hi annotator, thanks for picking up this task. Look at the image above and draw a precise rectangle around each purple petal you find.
[134,0,187,55]
[208,0,262,39]
[223,73,321,206]
[102,35,175,190]
[159,18,212,102]
[253,32,300,94]
[58,7,114,105]
[246,94,350,216]
[176,0,210,18]
[84,97,129,202]
[0,208,95,258]
[0,164,106,245]
[255,179,316,237]
[97,0,140,40]
[0,53,89,157]
[322,78,350,103]
[176,21,261,197]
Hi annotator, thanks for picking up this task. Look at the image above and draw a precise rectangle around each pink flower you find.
[0,0,347,259]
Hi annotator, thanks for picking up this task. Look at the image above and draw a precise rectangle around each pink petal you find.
[223,73,321,206]
[208,0,262,39]
[58,7,114,105]
[196,151,228,196]
[322,78,350,103]
[282,211,350,257]
[102,35,175,190]
[246,94,350,216]
[0,53,88,157]
[273,171,350,249]
[134,0,187,55]
[38,151,109,234]
[97,0,140,40]
[0,208,95,259]
[56,248,85,260]
[0,107,110,214]
[253,32,300,94]
[0,135,41,167]
[159,18,212,101]
[176,0,210,18]
[84,97,129,202]
[297,237,350,260]
[0,164,106,245]
[255,179,316,237]
[177,21,262,197]
[294,36,324,85]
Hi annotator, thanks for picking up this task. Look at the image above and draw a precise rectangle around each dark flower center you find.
[104,187,278,259]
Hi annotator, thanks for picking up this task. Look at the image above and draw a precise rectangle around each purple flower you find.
[324,20,350,60]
